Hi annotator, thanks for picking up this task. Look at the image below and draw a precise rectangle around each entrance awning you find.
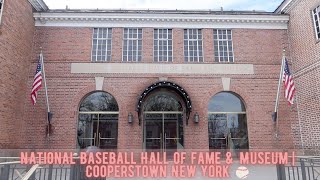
[136,81,192,125]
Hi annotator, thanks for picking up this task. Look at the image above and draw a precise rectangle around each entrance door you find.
[95,114,118,149]
[144,112,183,157]
[78,91,119,150]
[78,113,118,149]
[208,113,248,155]
[208,92,249,156]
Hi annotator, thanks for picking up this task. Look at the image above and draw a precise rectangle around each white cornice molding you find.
[34,12,289,29]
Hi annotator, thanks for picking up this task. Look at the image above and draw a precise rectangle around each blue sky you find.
[44,0,283,12]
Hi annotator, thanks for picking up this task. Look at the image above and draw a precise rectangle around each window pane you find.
[154,29,172,62]
[91,28,112,61]
[79,92,119,111]
[208,92,245,112]
[229,56,234,62]
[213,29,234,62]
[208,114,227,139]
[123,28,142,61]
[184,29,203,62]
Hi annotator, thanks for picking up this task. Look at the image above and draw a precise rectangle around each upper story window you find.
[214,29,234,62]
[154,29,173,62]
[92,28,112,61]
[123,28,142,62]
[184,29,203,62]
[312,5,320,40]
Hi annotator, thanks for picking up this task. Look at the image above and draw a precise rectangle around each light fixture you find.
[194,112,199,123]
[128,112,133,123]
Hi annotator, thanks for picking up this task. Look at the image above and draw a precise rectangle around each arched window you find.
[208,92,249,151]
[143,92,183,112]
[77,91,119,149]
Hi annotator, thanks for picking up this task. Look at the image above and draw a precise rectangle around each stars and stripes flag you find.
[31,54,43,105]
[282,58,296,105]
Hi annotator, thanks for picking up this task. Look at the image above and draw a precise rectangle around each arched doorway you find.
[208,92,249,152]
[137,81,192,156]
[143,92,184,153]
[77,91,119,149]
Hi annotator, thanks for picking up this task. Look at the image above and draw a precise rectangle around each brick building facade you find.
[0,0,37,149]
[0,0,319,155]
[276,0,320,153]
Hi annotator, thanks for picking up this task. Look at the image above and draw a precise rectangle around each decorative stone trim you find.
[34,12,289,29]
[70,63,255,75]
[95,77,104,91]
[221,77,231,91]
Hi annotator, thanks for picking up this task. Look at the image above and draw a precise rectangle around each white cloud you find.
[44,0,282,11]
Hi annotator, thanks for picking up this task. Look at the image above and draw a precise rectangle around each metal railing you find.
[2,155,320,180]
[277,157,320,180]
[0,158,84,180]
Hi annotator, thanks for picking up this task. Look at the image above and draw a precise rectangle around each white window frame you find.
[183,29,204,62]
[214,29,234,63]
[153,29,173,62]
[122,28,142,62]
[0,0,4,25]
[91,28,112,62]
[312,5,320,41]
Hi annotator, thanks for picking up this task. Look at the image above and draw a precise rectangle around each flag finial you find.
[282,49,286,56]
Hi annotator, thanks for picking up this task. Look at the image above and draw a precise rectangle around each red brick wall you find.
[21,26,299,152]
[0,0,35,149]
[287,0,320,152]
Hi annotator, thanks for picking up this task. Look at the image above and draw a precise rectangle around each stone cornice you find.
[34,12,289,29]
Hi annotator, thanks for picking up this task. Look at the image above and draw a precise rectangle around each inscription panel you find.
[71,63,254,75]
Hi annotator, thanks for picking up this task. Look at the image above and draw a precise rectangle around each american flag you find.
[31,54,43,105]
[282,58,296,105]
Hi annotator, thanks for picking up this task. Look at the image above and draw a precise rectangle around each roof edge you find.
[33,12,289,30]
[274,0,298,14]
[44,9,272,15]
[28,0,49,12]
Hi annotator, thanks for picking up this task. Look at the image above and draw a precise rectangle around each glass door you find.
[97,114,118,149]
[144,112,184,157]
[78,112,119,149]
[208,113,249,156]
[145,113,163,151]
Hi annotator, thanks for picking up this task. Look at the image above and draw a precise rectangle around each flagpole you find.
[40,48,50,137]
[273,49,286,137]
